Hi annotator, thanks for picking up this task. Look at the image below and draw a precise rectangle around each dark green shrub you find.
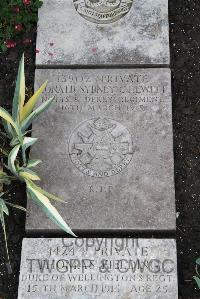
[0,0,43,51]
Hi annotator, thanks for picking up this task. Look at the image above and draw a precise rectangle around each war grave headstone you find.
[18,238,178,299]
[35,0,170,66]
[18,0,179,298]
[26,68,175,232]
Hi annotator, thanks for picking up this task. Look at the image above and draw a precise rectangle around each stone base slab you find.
[18,238,178,299]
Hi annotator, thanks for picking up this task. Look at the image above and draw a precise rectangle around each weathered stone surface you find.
[18,238,178,299]
[36,0,170,66]
[26,68,175,232]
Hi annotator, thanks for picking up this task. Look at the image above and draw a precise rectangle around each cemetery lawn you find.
[0,1,200,298]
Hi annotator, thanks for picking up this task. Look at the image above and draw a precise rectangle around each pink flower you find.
[15,23,23,32]
[23,0,31,5]
[5,40,16,48]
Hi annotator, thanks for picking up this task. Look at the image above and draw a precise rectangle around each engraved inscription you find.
[18,238,178,298]
[73,0,133,24]
[89,185,113,192]
[41,72,167,114]
[69,117,133,177]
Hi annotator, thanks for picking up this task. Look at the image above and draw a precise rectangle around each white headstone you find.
[26,68,175,232]
[35,0,170,66]
[18,238,178,299]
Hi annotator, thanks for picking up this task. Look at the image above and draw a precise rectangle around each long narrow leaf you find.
[35,187,66,203]
[196,258,200,266]
[194,276,200,289]
[10,137,20,147]
[2,120,14,138]
[0,107,18,132]
[22,137,38,152]
[27,159,42,168]
[21,137,37,164]
[27,180,66,203]
[0,209,10,264]
[19,169,40,181]
[7,144,20,176]
[20,81,48,122]
[0,198,9,216]
[5,202,27,212]
[21,98,54,132]
[26,182,76,237]
[12,54,25,122]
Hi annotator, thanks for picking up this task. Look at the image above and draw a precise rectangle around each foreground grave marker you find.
[36,0,170,66]
[26,68,175,232]
[18,238,178,299]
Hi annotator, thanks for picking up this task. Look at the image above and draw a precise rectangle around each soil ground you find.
[0,0,200,298]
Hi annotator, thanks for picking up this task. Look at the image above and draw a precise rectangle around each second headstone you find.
[26,68,175,232]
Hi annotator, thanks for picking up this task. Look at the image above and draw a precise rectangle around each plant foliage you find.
[0,0,43,51]
[0,54,75,262]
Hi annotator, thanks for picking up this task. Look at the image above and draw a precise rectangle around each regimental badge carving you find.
[73,0,133,24]
[69,118,133,178]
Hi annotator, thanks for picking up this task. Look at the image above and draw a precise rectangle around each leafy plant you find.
[0,0,43,51]
[193,258,200,289]
[0,54,75,263]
